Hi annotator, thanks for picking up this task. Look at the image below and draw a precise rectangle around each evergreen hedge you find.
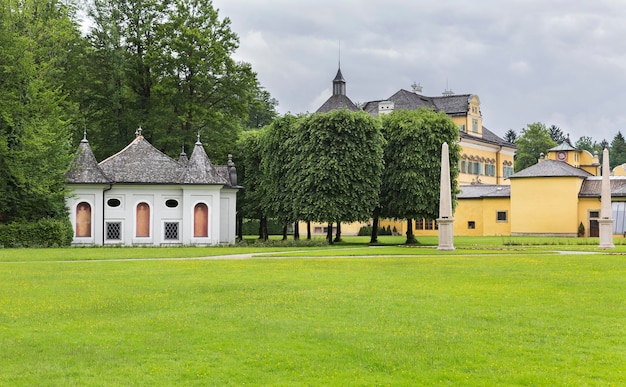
[0,218,73,248]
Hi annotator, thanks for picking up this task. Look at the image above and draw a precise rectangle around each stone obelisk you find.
[437,142,455,250]
[599,148,614,249]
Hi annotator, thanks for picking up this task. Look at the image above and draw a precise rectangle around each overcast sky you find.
[211,0,626,143]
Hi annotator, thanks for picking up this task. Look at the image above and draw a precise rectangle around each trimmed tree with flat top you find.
[289,109,385,244]
[375,108,460,244]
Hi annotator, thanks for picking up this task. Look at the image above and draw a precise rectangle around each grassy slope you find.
[1,248,626,385]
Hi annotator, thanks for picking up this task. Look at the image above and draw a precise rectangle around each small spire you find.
[196,131,201,145]
[227,154,234,168]
[81,128,88,143]
[180,143,186,156]
[135,126,143,137]
[442,79,454,96]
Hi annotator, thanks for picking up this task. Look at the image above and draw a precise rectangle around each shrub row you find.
[358,225,396,236]
[0,218,73,248]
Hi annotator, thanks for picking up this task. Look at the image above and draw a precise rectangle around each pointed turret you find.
[316,64,359,113]
[181,137,228,185]
[66,134,110,184]
[332,67,346,96]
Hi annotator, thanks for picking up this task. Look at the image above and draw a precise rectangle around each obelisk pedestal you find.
[437,142,455,251]
[599,147,614,249]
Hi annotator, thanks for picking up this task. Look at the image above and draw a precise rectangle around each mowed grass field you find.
[1,237,626,385]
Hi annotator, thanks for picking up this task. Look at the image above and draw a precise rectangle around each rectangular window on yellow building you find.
[496,211,508,222]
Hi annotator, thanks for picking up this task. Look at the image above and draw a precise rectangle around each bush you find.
[241,218,289,235]
[0,218,73,248]
[358,226,392,236]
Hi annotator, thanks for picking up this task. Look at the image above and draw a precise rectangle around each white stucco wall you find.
[67,184,236,246]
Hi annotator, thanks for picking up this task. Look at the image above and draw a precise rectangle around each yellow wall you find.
[546,149,599,176]
[577,198,600,237]
[613,164,626,176]
[511,177,585,235]
[297,221,366,236]
[454,198,510,236]
[452,95,482,136]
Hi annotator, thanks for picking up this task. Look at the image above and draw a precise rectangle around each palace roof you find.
[458,184,510,199]
[509,159,592,179]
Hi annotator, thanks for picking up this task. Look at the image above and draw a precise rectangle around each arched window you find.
[194,203,208,237]
[136,202,150,237]
[76,202,92,237]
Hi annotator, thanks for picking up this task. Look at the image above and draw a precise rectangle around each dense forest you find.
[0,0,277,225]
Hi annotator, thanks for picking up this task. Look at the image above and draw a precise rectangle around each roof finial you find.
[135,126,143,137]
[81,128,88,143]
[338,40,341,69]
[411,81,423,94]
[442,78,454,96]
[180,143,186,156]
[196,131,201,145]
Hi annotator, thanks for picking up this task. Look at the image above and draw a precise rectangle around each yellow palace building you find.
[308,67,517,237]
[306,67,626,238]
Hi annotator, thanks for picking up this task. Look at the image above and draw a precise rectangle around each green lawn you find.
[1,240,626,385]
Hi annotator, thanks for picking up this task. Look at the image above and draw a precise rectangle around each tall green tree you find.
[152,0,258,161]
[504,129,517,144]
[377,108,460,244]
[289,109,385,243]
[260,115,300,236]
[548,124,565,144]
[0,0,80,222]
[575,136,597,153]
[84,0,266,162]
[514,122,557,172]
[610,131,626,168]
[235,129,268,239]
[84,0,139,158]
[575,135,603,162]
[246,88,278,129]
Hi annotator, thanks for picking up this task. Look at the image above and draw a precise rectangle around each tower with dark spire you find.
[316,61,359,113]
[332,67,346,96]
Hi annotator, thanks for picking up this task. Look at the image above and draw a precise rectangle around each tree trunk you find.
[333,222,342,243]
[406,218,417,244]
[294,222,300,241]
[259,217,269,241]
[326,222,334,244]
[237,215,243,241]
[258,217,264,240]
[307,221,311,240]
[282,223,288,240]
[370,215,379,244]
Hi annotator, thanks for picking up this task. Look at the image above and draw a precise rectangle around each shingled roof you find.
[180,141,229,185]
[362,89,472,117]
[579,176,626,198]
[316,94,359,113]
[509,159,592,179]
[66,138,110,184]
[458,184,510,199]
[67,135,236,186]
[462,127,516,148]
